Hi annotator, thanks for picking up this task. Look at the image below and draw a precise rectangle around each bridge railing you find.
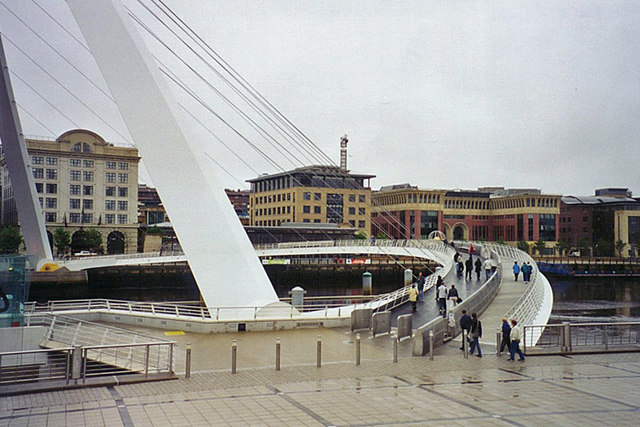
[523,322,640,354]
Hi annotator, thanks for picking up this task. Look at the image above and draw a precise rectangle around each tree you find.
[594,238,612,257]
[534,239,546,255]
[615,240,626,257]
[517,239,530,253]
[376,232,389,240]
[555,239,568,256]
[86,229,103,253]
[0,226,23,254]
[53,227,71,256]
[576,238,590,256]
[496,237,506,245]
[354,231,367,240]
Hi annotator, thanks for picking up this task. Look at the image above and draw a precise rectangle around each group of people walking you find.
[454,251,484,281]
[458,312,526,361]
[512,261,534,283]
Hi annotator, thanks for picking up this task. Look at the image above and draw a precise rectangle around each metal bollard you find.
[316,335,322,368]
[496,331,502,356]
[185,343,192,378]
[275,338,281,371]
[356,333,361,365]
[393,336,398,363]
[463,330,469,359]
[231,340,237,374]
[428,330,434,361]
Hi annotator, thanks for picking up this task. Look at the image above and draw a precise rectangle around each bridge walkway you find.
[390,252,485,328]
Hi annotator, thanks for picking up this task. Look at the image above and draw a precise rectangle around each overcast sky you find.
[1,1,638,197]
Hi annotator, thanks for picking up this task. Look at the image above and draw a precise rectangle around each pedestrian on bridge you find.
[469,313,482,357]
[509,319,525,362]
[417,272,425,302]
[409,284,418,313]
[465,257,473,280]
[483,258,493,280]
[448,284,460,309]
[474,257,482,281]
[459,310,472,350]
[500,317,511,354]
[437,283,448,317]
[513,261,521,281]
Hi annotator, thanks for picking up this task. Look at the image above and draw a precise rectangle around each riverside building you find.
[0,129,140,254]
[247,165,375,235]
[371,185,561,251]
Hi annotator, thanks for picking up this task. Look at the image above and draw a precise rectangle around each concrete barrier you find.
[372,311,391,337]
[350,308,373,332]
[397,314,413,340]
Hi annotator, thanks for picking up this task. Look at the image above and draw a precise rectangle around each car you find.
[74,250,96,256]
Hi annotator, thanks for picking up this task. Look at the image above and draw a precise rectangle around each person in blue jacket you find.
[512,261,521,281]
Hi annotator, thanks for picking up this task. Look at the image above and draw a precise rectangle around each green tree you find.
[0,226,23,254]
[576,238,590,256]
[376,232,389,240]
[517,239,530,253]
[594,238,612,257]
[53,227,71,256]
[534,239,546,255]
[86,229,103,253]
[615,240,626,257]
[496,237,506,245]
[555,239,568,256]
[354,231,367,240]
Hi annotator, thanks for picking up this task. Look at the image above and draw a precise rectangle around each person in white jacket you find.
[509,319,526,361]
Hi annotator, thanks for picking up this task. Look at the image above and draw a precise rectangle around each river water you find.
[548,276,640,323]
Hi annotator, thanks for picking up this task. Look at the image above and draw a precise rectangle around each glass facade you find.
[0,256,30,327]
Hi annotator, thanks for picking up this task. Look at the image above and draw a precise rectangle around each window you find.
[303,205,311,213]
[106,161,116,169]
[348,207,356,215]
[106,172,116,183]
[82,213,93,223]
[70,159,81,167]
[46,183,57,194]
[72,142,91,153]
[105,186,116,197]
[45,198,57,209]
[314,193,322,201]
[105,214,116,224]
[117,214,128,224]
[303,192,311,200]
[35,183,43,193]
[118,200,128,211]
[32,156,44,165]
[83,199,93,210]
[359,207,366,215]
[314,219,321,223]
[314,206,321,214]
[70,199,81,209]
[359,195,366,203]
[118,173,128,184]
[83,185,93,196]
[83,160,94,168]
[358,220,366,228]
[70,184,81,195]
[118,162,128,170]
[45,212,57,222]
[118,187,128,197]
[349,194,356,202]
[46,157,58,166]
[70,170,81,181]
[33,168,44,179]
[46,169,57,180]
[69,213,80,223]
[83,171,93,181]
[105,200,115,210]
[349,220,355,227]
[38,197,43,207]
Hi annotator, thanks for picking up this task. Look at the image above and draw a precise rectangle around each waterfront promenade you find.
[1,341,639,426]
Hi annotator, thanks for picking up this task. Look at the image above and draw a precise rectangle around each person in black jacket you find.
[500,317,511,353]
[459,310,472,350]
[469,313,483,357]
[474,258,482,281]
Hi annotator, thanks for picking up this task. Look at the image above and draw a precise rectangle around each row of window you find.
[254,219,367,228]
[32,168,129,184]
[43,212,129,224]
[67,199,129,211]
[33,156,129,170]
[255,193,292,204]
[255,206,292,216]
[303,192,366,203]
[301,205,366,215]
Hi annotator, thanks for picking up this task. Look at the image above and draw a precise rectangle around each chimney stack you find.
[340,134,348,170]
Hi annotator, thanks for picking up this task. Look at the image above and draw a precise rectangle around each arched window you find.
[72,142,92,153]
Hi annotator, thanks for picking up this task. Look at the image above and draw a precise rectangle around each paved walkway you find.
[1,338,639,426]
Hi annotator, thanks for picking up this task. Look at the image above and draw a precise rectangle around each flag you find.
[97,214,102,226]
[63,213,67,227]
[81,207,85,224]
